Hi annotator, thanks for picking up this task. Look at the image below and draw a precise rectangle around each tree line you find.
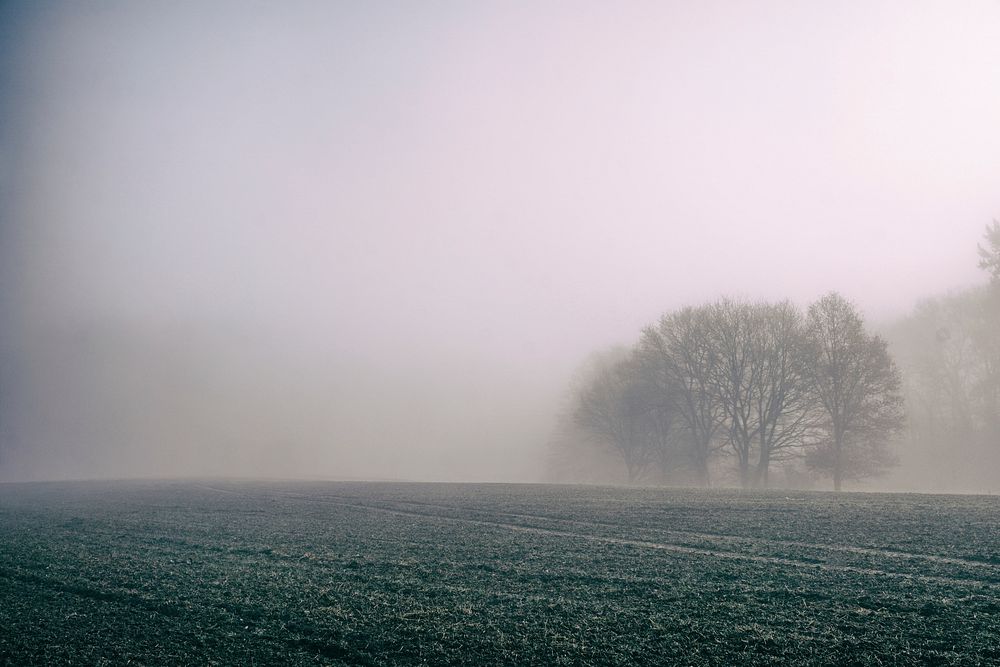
[554,293,905,490]
[551,223,1000,491]
[885,221,1000,491]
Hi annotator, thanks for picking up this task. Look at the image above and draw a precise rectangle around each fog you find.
[2,1,998,486]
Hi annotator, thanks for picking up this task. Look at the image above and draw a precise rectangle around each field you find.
[2,481,999,665]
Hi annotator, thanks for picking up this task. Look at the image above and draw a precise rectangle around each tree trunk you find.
[739,456,751,489]
[693,436,711,487]
[695,459,710,487]
[833,435,843,491]
[756,434,770,488]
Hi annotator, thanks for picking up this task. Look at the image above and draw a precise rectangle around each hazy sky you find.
[2,1,999,482]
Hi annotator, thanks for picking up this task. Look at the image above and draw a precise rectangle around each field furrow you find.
[2,480,999,666]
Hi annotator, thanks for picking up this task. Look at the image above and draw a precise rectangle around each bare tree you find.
[804,293,905,490]
[749,301,817,487]
[630,358,681,481]
[705,299,760,488]
[573,348,662,483]
[640,300,815,488]
[695,299,815,488]
[639,306,726,486]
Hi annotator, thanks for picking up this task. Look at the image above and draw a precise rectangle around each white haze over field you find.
[1,1,998,485]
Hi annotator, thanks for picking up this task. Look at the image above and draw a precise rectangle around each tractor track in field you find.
[197,485,1000,589]
[0,566,186,617]
[301,493,1000,572]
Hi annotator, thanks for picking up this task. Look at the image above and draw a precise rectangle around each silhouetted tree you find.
[804,293,905,490]
[639,300,817,488]
[705,299,760,488]
[698,299,817,488]
[573,348,663,482]
[639,306,726,486]
[747,301,817,487]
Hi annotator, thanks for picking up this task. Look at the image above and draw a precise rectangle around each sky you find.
[1,0,999,482]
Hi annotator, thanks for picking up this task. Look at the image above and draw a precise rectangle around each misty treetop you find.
[978,220,1000,283]
[888,247,1000,491]
[553,293,905,490]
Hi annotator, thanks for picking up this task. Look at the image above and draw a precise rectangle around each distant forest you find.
[547,222,1000,491]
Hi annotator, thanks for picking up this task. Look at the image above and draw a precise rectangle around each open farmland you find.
[2,481,999,665]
